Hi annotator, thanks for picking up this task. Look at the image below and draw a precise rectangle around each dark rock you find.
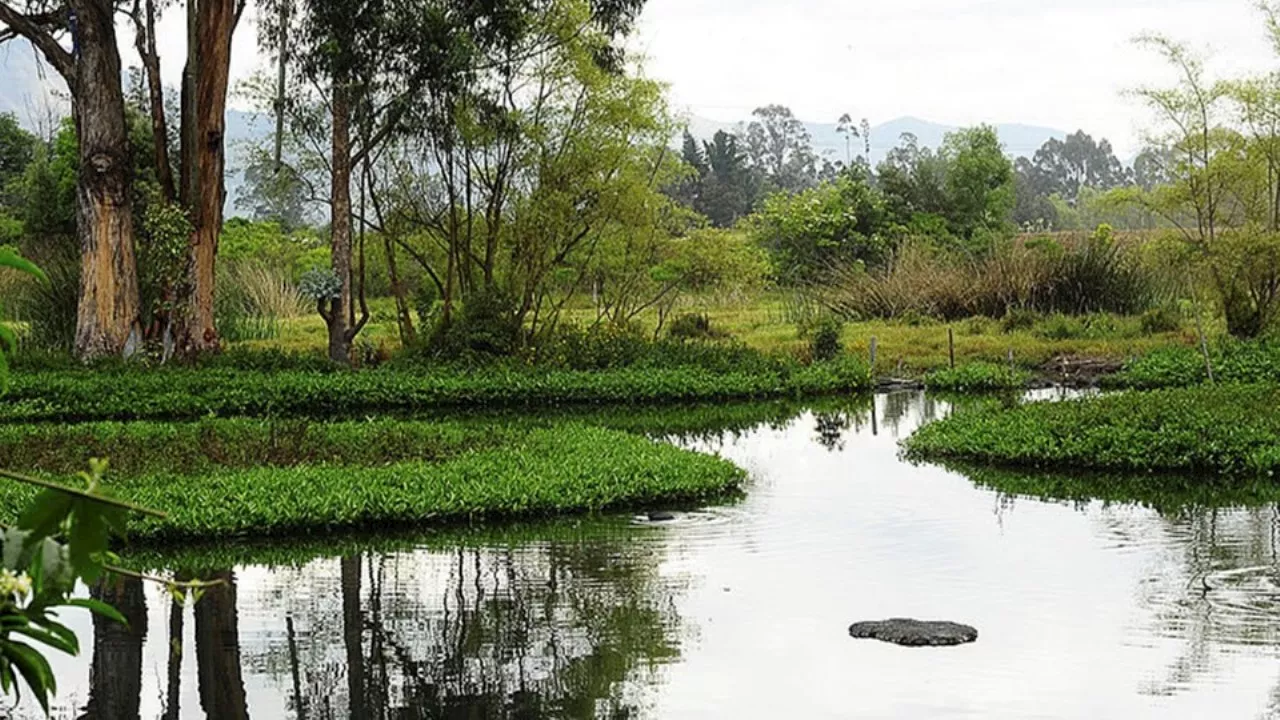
[848,618,977,647]
[645,511,676,522]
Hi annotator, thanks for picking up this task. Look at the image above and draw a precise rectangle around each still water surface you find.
[33,391,1280,718]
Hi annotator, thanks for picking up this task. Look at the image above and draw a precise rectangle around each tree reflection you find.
[77,523,686,718]
[77,576,146,720]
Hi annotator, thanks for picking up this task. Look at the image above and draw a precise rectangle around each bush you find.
[1139,306,1181,334]
[999,308,1040,333]
[430,286,521,359]
[806,316,844,362]
[905,384,1280,475]
[667,313,726,341]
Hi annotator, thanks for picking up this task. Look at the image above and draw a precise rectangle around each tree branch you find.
[0,2,74,82]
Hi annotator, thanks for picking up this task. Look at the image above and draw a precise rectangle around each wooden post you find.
[1007,348,1014,370]
[869,336,878,372]
[948,327,955,369]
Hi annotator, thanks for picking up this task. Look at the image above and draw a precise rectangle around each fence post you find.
[870,336,878,372]
[948,327,955,369]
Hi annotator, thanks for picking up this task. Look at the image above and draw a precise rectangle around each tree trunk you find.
[174,0,236,358]
[383,230,416,346]
[72,0,143,361]
[328,80,355,364]
[136,0,175,203]
[195,569,249,720]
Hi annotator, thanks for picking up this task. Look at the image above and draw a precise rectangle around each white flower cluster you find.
[0,569,32,600]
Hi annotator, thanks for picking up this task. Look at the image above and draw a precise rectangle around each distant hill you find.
[685,114,1067,165]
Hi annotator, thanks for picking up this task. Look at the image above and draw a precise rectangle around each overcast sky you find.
[135,0,1280,157]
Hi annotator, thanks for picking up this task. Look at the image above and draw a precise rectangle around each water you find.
[32,391,1280,719]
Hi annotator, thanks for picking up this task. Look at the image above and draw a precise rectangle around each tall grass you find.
[823,229,1162,321]
[216,261,308,342]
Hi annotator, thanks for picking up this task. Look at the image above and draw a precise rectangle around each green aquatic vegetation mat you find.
[0,359,872,423]
[0,424,745,543]
[904,384,1280,475]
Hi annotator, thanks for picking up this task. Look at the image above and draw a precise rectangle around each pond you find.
[31,391,1280,718]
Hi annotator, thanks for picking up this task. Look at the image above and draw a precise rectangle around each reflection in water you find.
[36,391,1280,718]
[79,577,145,720]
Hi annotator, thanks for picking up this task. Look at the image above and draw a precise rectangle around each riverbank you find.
[904,384,1280,475]
[0,423,744,543]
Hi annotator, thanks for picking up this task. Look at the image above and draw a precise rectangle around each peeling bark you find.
[71,0,143,360]
[174,0,236,358]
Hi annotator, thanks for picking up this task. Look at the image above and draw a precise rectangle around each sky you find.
[628,0,1278,156]
[7,0,1279,157]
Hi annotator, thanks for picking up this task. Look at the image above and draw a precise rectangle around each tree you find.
[876,132,950,229]
[752,172,892,284]
[743,104,817,194]
[699,130,756,227]
[1019,131,1130,206]
[235,154,310,231]
[939,125,1015,244]
[0,0,143,359]
[1124,32,1280,338]
[0,113,35,209]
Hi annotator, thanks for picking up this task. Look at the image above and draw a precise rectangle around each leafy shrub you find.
[431,286,521,358]
[667,313,727,341]
[905,384,1280,475]
[1139,307,1181,334]
[806,316,844,362]
[924,362,1029,391]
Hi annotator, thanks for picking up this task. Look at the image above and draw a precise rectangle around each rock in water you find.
[646,511,676,522]
[848,619,978,647]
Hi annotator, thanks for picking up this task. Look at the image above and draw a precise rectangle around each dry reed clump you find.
[820,229,1160,322]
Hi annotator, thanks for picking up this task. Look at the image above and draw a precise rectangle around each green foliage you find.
[1139,307,1183,334]
[0,417,523,477]
[432,286,522,359]
[0,249,174,712]
[905,384,1280,475]
[0,356,872,423]
[803,315,844,362]
[753,173,891,284]
[0,425,744,543]
[923,362,1030,392]
[1112,341,1280,389]
[666,313,725,341]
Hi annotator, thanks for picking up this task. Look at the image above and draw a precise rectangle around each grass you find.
[0,358,872,423]
[0,424,745,543]
[904,384,1280,475]
[241,294,1194,378]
